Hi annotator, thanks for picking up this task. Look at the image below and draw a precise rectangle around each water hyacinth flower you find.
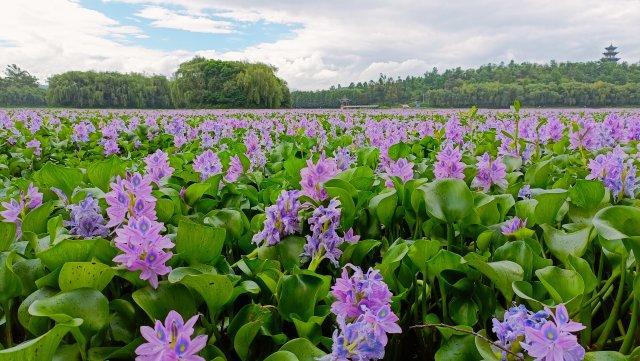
[518,184,532,199]
[382,158,414,188]
[434,143,465,179]
[113,216,174,288]
[303,199,358,267]
[193,149,222,181]
[0,183,43,239]
[323,264,401,361]
[136,310,207,361]
[501,217,527,236]
[472,153,507,191]
[333,147,355,171]
[65,195,108,238]
[300,155,340,201]
[521,305,585,361]
[145,150,174,185]
[224,155,243,183]
[26,139,41,156]
[105,173,157,227]
[252,190,302,247]
[492,304,549,356]
[587,147,637,199]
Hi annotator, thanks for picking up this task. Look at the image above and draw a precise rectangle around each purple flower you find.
[521,322,585,361]
[113,216,174,288]
[300,155,340,201]
[136,311,207,361]
[145,150,174,185]
[72,121,94,143]
[224,156,243,183]
[518,184,532,199]
[472,153,507,191]
[569,119,597,151]
[65,196,108,238]
[434,144,465,179]
[492,304,549,354]
[26,139,41,156]
[105,173,156,228]
[24,184,43,209]
[323,264,401,361]
[501,217,527,236]
[193,150,222,181]
[303,199,345,266]
[382,158,414,188]
[334,147,355,171]
[252,190,302,247]
[587,148,637,199]
[0,199,24,223]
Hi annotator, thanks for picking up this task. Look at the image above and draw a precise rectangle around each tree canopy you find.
[0,65,46,106]
[291,60,640,108]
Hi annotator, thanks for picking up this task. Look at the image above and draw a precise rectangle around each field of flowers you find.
[1,105,639,361]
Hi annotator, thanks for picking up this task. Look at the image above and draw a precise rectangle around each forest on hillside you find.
[291,60,640,108]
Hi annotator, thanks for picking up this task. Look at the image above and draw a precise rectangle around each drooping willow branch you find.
[410,323,525,361]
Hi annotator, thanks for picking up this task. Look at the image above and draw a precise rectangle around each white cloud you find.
[2,0,640,90]
[135,6,234,34]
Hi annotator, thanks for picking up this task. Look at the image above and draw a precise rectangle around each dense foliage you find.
[291,61,640,108]
[171,57,291,109]
[46,71,173,109]
[0,65,46,107]
[1,106,640,360]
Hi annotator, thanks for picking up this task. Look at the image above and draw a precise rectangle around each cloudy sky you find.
[1,0,639,90]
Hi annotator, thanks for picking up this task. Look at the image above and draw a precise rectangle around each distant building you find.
[602,44,620,63]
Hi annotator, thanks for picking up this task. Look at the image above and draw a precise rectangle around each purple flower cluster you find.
[252,190,302,247]
[300,155,339,201]
[1,184,43,239]
[136,310,207,361]
[113,216,174,288]
[587,147,637,199]
[145,150,174,185]
[302,199,359,267]
[105,173,156,228]
[193,149,222,181]
[65,196,108,238]
[224,155,244,183]
[434,144,465,179]
[26,139,41,156]
[472,153,508,191]
[334,147,356,171]
[323,264,401,361]
[492,304,584,361]
[72,121,95,143]
[501,217,527,236]
[382,158,414,188]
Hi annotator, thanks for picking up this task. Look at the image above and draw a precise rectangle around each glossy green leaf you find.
[0,319,82,361]
[132,282,197,322]
[420,179,474,223]
[29,288,108,333]
[175,219,225,265]
[58,261,115,291]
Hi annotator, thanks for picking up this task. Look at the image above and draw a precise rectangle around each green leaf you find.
[0,319,82,361]
[263,351,298,361]
[368,189,397,227]
[22,202,55,235]
[569,180,605,209]
[258,236,305,272]
[464,253,523,302]
[175,219,225,265]
[407,239,441,274]
[29,288,108,333]
[279,338,326,361]
[583,351,629,361]
[277,273,328,322]
[474,331,501,361]
[36,238,116,270]
[35,162,83,196]
[326,186,356,229]
[542,225,593,264]
[86,157,124,192]
[535,266,585,308]
[388,142,411,160]
[435,334,481,361]
[18,288,57,336]
[0,252,22,302]
[233,307,270,361]
[420,179,474,223]
[168,270,233,318]
[58,261,115,292]
[0,222,16,252]
[533,189,567,225]
[132,282,197,322]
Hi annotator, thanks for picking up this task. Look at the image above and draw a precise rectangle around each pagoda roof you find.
[605,44,617,51]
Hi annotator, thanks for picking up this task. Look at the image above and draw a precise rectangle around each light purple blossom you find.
[145,150,174,185]
[224,156,243,183]
[472,153,507,191]
[193,150,222,181]
[383,158,414,188]
[501,217,527,236]
[65,196,108,238]
[300,155,339,201]
[252,190,302,247]
[334,147,356,171]
[105,173,157,227]
[26,139,41,156]
[434,143,465,179]
[303,198,347,266]
[136,311,207,361]
[521,305,585,361]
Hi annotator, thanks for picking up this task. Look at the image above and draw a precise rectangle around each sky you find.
[1,0,639,90]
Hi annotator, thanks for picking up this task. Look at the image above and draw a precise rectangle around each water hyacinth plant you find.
[0,106,639,360]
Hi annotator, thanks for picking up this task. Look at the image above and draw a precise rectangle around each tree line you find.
[291,60,640,108]
[0,57,290,109]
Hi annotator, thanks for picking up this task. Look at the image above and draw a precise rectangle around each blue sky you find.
[81,0,299,52]
[1,1,639,90]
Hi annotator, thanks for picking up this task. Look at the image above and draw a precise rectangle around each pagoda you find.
[601,44,620,62]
